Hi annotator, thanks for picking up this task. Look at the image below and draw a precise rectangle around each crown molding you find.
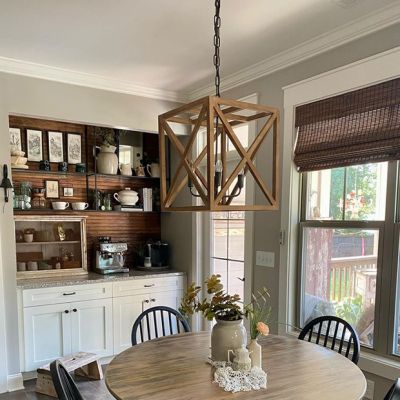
[0,56,188,103]
[188,1,400,100]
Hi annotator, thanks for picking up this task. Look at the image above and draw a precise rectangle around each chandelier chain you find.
[214,0,221,97]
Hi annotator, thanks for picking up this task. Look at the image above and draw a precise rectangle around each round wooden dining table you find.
[106,332,366,400]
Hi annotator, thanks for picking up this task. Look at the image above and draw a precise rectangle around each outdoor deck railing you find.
[329,255,377,302]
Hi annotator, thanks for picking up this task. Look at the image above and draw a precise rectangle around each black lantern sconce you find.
[0,164,13,203]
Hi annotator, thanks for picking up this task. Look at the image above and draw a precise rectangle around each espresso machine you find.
[94,240,129,274]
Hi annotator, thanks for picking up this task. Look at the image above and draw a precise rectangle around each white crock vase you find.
[211,318,247,362]
[97,145,118,175]
[248,338,262,369]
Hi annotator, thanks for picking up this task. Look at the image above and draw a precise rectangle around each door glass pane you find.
[228,220,245,261]
[228,261,244,301]
[213,258,228,289]
[302,227,378,347]
[212,219,227,259]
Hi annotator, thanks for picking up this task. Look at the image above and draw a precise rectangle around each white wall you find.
[0,73,180,387]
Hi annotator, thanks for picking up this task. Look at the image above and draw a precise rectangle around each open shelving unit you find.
[10,115,162,276]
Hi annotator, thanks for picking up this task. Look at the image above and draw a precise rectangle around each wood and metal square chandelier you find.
[158,0,280,212]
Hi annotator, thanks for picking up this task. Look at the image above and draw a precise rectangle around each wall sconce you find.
[0,164,13,203]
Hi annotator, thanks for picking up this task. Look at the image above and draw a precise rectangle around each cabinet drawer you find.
[113,276,185,298]
[23,283,113,307]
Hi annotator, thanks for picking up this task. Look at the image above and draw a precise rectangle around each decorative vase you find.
[97,145,118,175]
[248,338,262,369]
[211,318,247,362]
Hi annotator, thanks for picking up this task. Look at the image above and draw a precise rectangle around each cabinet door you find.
[70,298,113,357]
[146,290,184,339]
[149,289,183,310]
[113,294,147,354]
[23,303,71,371]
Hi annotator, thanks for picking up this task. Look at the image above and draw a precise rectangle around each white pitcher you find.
[146,163,160,178]
[120,163,132,176]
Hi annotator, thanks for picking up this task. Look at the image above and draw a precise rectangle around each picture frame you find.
[48,131,64,163]
[45,180,59,199]
[9,128,22,151]
[67,133,82,164]
[63,187,74,197]
[27,129,43,162]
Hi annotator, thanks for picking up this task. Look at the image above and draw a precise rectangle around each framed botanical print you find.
[48,131,64,163]
[63,187,74,197]
[45,180,59,199]
[67,133,82,164]
[9,128,22,151]
[27,129,43,161]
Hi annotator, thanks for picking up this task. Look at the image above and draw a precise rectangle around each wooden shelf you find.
[14,210,159,215]
[16,241,80,245]
[12,169,86,177]
[12,168,159,181]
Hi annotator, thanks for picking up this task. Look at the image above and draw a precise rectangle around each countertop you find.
[17,269,186,289]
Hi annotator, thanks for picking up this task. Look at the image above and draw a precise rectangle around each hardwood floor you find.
[0,367,114,400]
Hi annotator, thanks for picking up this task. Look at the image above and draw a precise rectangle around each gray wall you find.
[219,22,400,395]
[0,73,180,378]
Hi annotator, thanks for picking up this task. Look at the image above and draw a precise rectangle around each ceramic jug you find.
[228,344,252,371]
[146,163,160,178]
[97,145,118,175]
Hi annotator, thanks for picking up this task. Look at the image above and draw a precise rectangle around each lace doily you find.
[209,360,267,393]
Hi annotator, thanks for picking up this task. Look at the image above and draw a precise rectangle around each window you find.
[299,162,391,349]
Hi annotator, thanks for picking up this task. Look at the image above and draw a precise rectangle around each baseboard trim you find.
[7,373,24,392]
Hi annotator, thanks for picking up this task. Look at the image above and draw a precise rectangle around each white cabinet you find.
[112,276,185,354]
[70,299,113,357]
[21,275,186,371]
[23,303,71,371]
[113,294,146,354]
[23,298,113,371]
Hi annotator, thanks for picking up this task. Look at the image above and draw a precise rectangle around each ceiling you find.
[0,0,399,100]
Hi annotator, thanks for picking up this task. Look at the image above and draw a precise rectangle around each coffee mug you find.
[39,160,50,171]
[76,163,86,173]
[27,261,38,271]
[146,163,160,178]
[58,162,68,172]
[52,201,70,210]
[71,202,89,211]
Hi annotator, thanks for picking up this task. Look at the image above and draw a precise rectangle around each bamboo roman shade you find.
[294,78,400,172]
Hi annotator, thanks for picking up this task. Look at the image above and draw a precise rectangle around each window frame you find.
[297,164,398,356]
[280,48,400,375]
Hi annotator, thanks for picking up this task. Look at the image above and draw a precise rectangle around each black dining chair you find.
[50,360,85,400]
[384,378,400,400]
[298,315,360,364]
[131,305,190,345]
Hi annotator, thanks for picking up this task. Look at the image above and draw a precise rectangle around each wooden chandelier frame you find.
[158,95,280,212]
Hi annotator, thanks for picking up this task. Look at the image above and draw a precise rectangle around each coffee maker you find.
[94,240,129,274]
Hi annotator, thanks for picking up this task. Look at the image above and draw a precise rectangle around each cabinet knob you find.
[64,310,69,314]
[144,299,150,303]
[63,292,76,296]
[73,309,77,312]
[144,284,155,288]
[150,298,156,302]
